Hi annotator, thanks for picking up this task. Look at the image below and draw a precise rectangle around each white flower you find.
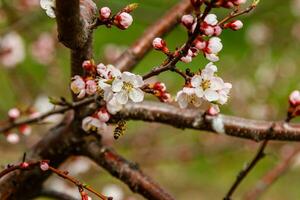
[176,87,202,109]
[97,63,121,79]
[207,37,223,54]
[70,75,86,99]
[40,0,55,18]
[0,32,25,68]
[82,116,107,134]
[112,72,144,104]
[191,63,221,102]
[114,12,133,29]
[204,14,218,26]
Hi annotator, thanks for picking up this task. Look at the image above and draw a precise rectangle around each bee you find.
[114,120,126,140]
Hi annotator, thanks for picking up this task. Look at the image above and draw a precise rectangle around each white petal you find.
[129,88,144,103]
[195,87,204,98]
[46,8,56,18]
[204,89,219,102]
[182,87,195,95]
[112,79,123,92]
[176,91,188,109]
[132,75,144,88]
[40,0,54,9]
[116,91,129,105]
[205,53,219,62]
[191,75,202,87]
[122,71,133,82]
[107,97,123,114]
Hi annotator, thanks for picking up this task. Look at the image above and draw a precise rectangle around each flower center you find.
[201,80,211,90]
[123,82,133,91]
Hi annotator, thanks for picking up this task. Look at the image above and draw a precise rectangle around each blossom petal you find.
[191,75,202,87]
[204,89,219,102]
[107,96,123,114]
[176,91,188,109]
[129,88,144,103]
[116,91,129,105]
[112,79,123,92]
[195,87,204,98]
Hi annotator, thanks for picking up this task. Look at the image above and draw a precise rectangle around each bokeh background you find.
[1,0,300,199]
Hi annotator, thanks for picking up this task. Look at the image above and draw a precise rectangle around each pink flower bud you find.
[194,39,207,50]
[114,12,133,30]
[85,79,97,95]
[97,108,110,123]
[99,7,111,20]
[6,132,20,144]
[82,60,95,72]
[225,20,243,30]
[19,124,32,136]
[152,37,169,54]
[207,105,220,116]
[8,108,21,120]
[71,75,86,99]
[20,162,29,169]
[40,161,49,171]
[153,82,167,92]
[289,90,300,107]
[213,25,223,36]
[201,23,215,36]
[181,15,194,29]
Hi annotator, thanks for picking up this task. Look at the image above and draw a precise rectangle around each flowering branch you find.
[80,136,175,200]
[0,160,111,200]
[223,140,269,200]
[244,145,300,200]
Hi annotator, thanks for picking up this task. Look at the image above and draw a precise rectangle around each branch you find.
[244,145,300,200]
[118,101,300,142]
[223,140,269,200]
[80,136,175,200]
[114,0,193,72]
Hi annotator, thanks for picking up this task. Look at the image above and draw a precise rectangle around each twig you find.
[0,160,110,200]
[244,145,300,200]
[223,140,269,200]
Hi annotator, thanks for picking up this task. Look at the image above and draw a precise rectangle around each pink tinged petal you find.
[112,79,123,92]
[116,91,129,105]
[77,89,86,99]
[129,88,144,103]
[191,75,202,87]
[195,87,204,98]
[210,77,224,90]
[204,14,218,26]
[103,88,114,101]
[204,89,219,102]
[107,96,123,114]
[176,92,188,109]
[205,53,219,62]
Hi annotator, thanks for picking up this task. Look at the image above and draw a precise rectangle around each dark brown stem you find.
[80,136,175,200]
[223,140,269,200]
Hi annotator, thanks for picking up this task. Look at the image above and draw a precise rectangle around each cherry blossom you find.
[82,116,107,134]
[0,32,25,68]
[8,108,21,120]
[6,132,20,144]
[70,75,86,99]
[97,108,110,123]
[97,63,121,79]
[152,37,169,53]
[181,14,194,29]
[114,12,133,29]
[40,0,56,18]
[85,79,97,95]
[225,20,244,30]
[176,87,202,109]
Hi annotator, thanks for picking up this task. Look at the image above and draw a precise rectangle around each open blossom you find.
[176,87,202,109]
[191,63,231,104]
[71,75,86,99]
[114,12,133,29]
[40,0,56,18]
[0,32,25,68]
[99,7,111,20]
[82,116,107,134]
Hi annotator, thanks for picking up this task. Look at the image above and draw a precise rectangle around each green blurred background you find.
[1,0,300,199]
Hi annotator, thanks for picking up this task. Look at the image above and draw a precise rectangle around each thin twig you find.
[223,140,269,200]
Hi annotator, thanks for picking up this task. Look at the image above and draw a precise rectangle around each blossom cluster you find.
[70,61,147,134]
[4,108,36,144]
[176,63,232,111]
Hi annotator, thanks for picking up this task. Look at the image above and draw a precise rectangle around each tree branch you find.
[80,135,175,200]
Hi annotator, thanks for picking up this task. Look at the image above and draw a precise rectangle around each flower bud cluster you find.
[150,82,173,103]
